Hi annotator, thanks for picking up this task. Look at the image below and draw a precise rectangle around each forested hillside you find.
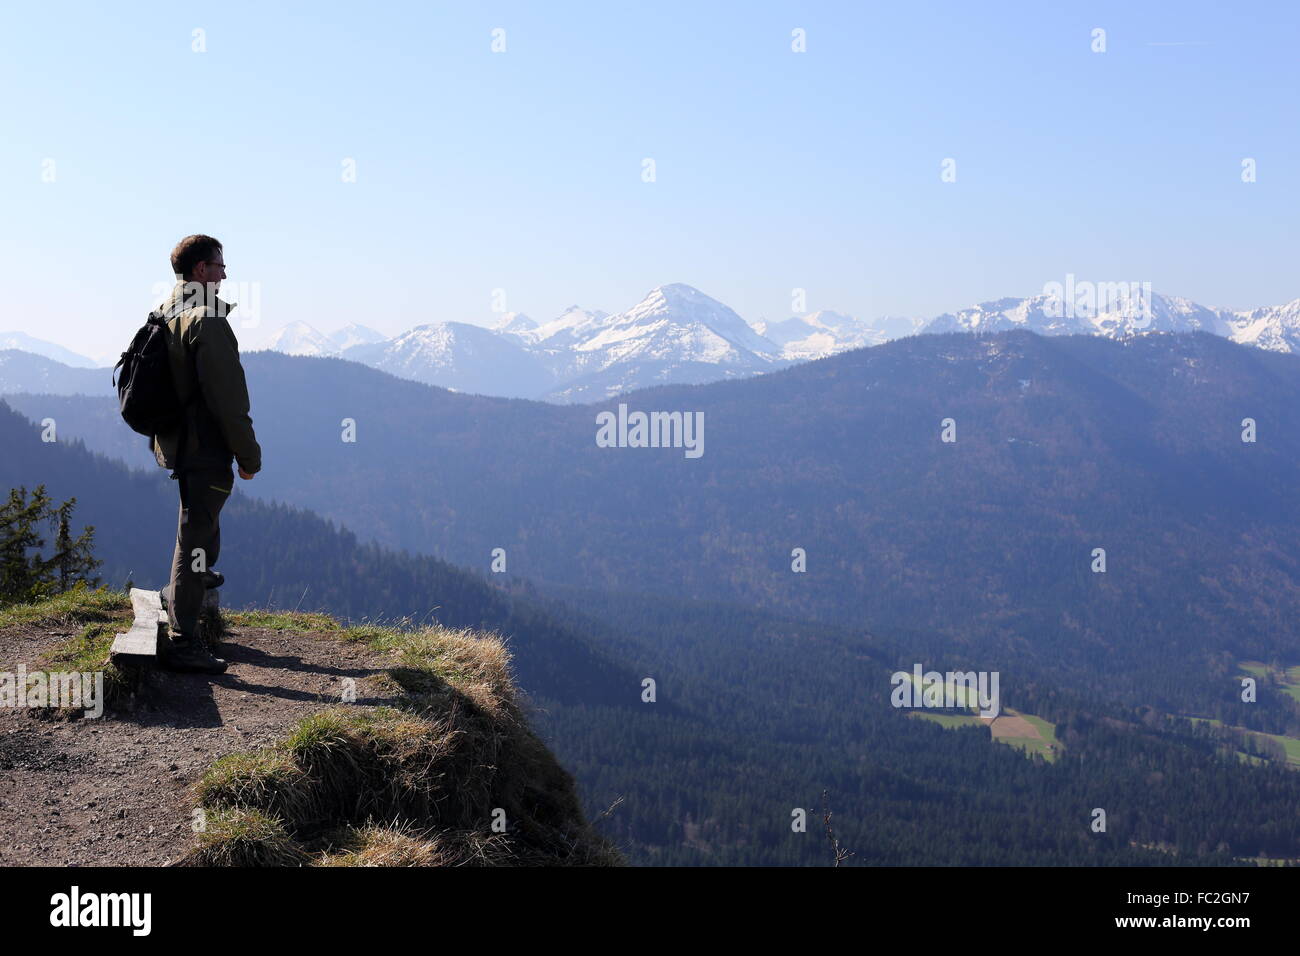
[16,331,1300,718]
[8,402,1300,865]
[528,583,1300,864]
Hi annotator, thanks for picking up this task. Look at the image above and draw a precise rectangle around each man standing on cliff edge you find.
[151,235,261,674]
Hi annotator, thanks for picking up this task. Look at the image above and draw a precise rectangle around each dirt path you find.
[0,620,398,866]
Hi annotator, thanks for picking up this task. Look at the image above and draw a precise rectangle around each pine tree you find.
[43,497,101,594]
[0,486,49,604]
[0,485,101,607]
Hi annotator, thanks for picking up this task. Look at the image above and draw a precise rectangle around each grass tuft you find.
[316,823,597,867]
[0,583,131,631]
[194,750,311,823]
[183,808,309,867]
[223,610,341,632]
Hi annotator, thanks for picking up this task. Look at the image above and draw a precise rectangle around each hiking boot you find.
[158,635,227,675]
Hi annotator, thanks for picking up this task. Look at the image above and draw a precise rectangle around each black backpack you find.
[113,311,184,437]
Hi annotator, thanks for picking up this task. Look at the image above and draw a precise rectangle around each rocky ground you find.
[0,611,397,866]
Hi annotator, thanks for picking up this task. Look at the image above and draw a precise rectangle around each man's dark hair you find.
[170,235,223,280]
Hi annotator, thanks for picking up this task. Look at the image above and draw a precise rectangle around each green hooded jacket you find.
[150,279,262,476]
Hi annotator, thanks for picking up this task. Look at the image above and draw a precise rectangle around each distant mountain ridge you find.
[0,332,100,368]
[258,321,386,357]
[919,291,1300,345]
[241,284,915,401]
[242,285,1300,400]
[755,311,927,359]
[0,350,106,395]
[342,321,555,398]
[256,284,800,402]
[5,285,1300,403]
[919,290,1300,357]
[538,283,786,402]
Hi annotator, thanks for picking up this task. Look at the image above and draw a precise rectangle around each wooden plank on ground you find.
[130,587,160,620]
[110,619,158,657]
[112,588,163,660]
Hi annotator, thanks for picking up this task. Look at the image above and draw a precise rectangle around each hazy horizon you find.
[5,276,1300,367]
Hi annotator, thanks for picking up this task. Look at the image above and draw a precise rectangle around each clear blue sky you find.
[1,0,1296,362]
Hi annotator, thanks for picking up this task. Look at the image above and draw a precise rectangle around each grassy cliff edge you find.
[186,608,622,866]
[2,587,621,867]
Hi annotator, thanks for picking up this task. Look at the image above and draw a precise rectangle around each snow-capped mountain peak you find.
[197,284,1300,405]
[923,292,1230,340]
[328,323,387,351]
[491,312,538,335]
[755,310,926,360]
[586,284,780,361]
[1224,298,1300,352]
[339,321,553,398]
[264,321,338,357]
[525,305,611,347]
[519,284,788,402]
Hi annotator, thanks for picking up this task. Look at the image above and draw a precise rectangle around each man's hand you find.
[238,467,255,480]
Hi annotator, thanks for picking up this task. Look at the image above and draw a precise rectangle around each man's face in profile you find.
[191,251,226,294]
